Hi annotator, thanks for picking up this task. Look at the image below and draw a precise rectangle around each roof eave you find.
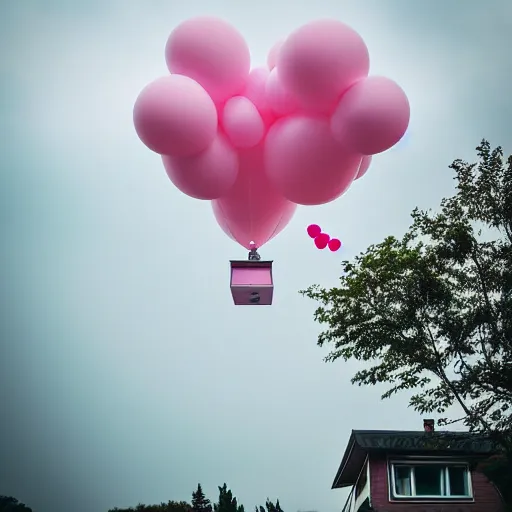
[331,433,357,489]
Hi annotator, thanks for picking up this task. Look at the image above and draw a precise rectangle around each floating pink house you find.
[229,260,273,305]
[333,420,505,512]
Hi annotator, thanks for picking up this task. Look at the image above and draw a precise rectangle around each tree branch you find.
[422,311,492,432]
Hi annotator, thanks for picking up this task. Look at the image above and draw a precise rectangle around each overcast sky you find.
[1,1,511,512]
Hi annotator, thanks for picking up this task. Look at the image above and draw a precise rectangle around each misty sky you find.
[1,1,511,511]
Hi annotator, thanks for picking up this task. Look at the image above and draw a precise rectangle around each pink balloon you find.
[265,116,361,205]
[222,96,265,149]
[307,224,321,238]
[355,155,372,180]
[243,67,275,126]
[277,20,369,112]
[267,40,284,70]
[212,145,296,249]
[133,75,217,157]
[165,17,250,103]
[162,134,238,200]
[314,233,330,249]
[331,76,410,155]
[265,68,299,117]
[328,238,342,251]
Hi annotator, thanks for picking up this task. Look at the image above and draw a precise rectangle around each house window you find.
[390,461,472,499]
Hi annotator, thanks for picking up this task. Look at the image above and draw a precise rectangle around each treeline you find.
[0,496,33,511]
[0,483,285,512]
[108,483,285,512]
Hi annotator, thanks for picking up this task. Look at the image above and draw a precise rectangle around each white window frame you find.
[388,458,473,502]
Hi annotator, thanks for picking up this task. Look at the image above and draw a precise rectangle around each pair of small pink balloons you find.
[307,224,342,251]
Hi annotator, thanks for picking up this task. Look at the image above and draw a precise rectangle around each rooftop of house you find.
[332,428,500,489]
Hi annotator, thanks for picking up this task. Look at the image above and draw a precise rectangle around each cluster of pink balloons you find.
[307,224,342,251]
[133,17,410,250]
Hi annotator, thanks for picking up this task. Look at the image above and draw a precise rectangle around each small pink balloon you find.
[307,224,321,238]
[243,67,275,126]
[267,40,284,70]
[264,116,361,205]
[265,68,299,117]
[162,133,238,200]
[331,76,410,155]
[133,75,217,157]
[222,96,265,149]
[165,17,250,103]
[212,144,296,249]
[314,233,330,249]
[277,20,369,112]
[355,155,372,180]
[328,238,342,251]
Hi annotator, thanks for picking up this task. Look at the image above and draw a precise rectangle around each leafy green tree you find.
[192,484,212,512]
[0,496,33,512]
[301,140,512,445]
[214,484,244,512]
[302,140,512,508]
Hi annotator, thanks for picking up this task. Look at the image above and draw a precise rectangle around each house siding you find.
[368,453,505,512]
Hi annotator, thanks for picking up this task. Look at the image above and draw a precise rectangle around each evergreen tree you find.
[214,484,244,512]
[192,484,212,512]
[258,499,282,512]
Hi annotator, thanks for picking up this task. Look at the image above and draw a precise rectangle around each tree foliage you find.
[255,499,284,512]
[108,500,192,512]
[214,484,244,512]
[0,496,33,512]
[192,484,212,512]
[107,483,283,512]
[300,140,512,448]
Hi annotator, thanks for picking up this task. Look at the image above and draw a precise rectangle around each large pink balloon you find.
[355,155,372,180]
[265,68,299,117]
[212,145,296,249]
[165,17,251,104]
[331,76,410,155]
[265,116,361,205]
[222,97,265,149]
[162,134,238,200]
[133,75,217,157]
[277,20,369,112]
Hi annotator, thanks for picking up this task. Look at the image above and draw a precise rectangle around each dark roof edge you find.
[331,431,356,489]
[331,429,503,490]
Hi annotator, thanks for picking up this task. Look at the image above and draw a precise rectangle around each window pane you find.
[414,465,443,496]
[448,467,469,496]
[394,466,412,496]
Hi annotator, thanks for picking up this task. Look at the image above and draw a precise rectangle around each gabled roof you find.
[332,430,499,489]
